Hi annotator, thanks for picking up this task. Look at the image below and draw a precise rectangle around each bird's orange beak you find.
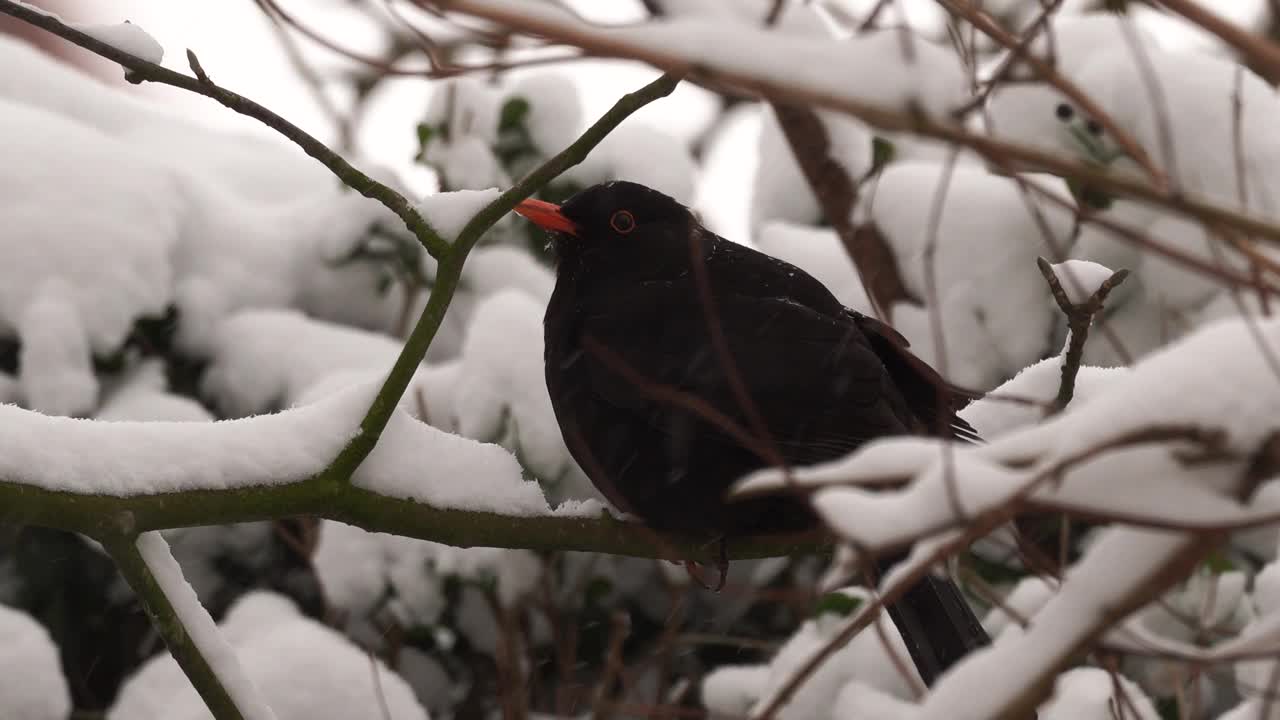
[514,198,578,236]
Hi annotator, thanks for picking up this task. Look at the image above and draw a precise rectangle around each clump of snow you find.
[70,20,165,64]
[133,532,275,720]
[201,309,406,417]
[861,164,1078,388]
[958,357,1129,440]
[425,134,511,191]
[97,360,213,423]
[1038,667,1160,720]
[316,520,542,640]
[1049,260,1115,305]
[0,603,72,720]
[17,279,98,416]
[1132,2,1270,57]
[755,221,873,313]
[702,665,770,718]
[982,576,1055,641]
[417,188,501,242]
[563,122,697,204]
[831,680,917,720]
[508,73,584,154]
[701,587,919,719]
[0,35,333,203]
[0,99,180,404]
[450,290,572,481]
[750,105,872,230]
[459,245,555,302]
[354,396,550,515]
[109,589,429,720]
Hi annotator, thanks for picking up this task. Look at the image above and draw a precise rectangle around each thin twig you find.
[1035,258,1130,414]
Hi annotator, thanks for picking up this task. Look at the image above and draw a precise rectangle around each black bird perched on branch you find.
[515,180,989,687]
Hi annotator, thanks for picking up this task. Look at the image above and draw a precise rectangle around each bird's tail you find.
[882,564,991,687]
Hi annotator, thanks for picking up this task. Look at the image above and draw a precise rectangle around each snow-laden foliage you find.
[4,1,1280,718]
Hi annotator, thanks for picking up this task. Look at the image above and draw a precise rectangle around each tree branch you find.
[103,534,254,720]
[421,0,1280,251]
[0,475,830,563]
[768,104,917,320]
[0,0,450,261]
[1036,258,1131,415]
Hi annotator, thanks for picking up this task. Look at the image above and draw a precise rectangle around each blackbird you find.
[516,180,990,686]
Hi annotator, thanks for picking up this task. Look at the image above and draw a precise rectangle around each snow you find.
[425,135,511,192]
[958,357,1128,440]
[0,371,548,516]
[702,666,771,718]
[1132,2,1271,57]
[751,107,871,230]
[0,604,71,720]
[70,20,165,64]
[0,383,352,495]
[0,98,180,407]
[756,221,873,313]
[97,360,214,423]
[135,532,276,720]
[860,163,1079,388]
[450,290,572,481]
[17,279,98,417]
[448,2,968,119]
[316,520,544,647]
[353,403,549,515]
[417,188,501,243]
[109,590,429,720]
[702,588,920,720]
[0,34,334,203]
[563,122,698,204]
[1038,667,1159,720]
[1049,260,1115,305]
[740,314,1280,541]
[982,576,1054,642]
[917,527,1194,720]
[831,681,918,720]
[695,104,760,243]
[508,72,584,154]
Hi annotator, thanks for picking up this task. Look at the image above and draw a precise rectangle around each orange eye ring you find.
[610,210,636,234]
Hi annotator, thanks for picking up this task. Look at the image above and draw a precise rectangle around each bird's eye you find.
[1055,103,1074,121]
[610,210,636,234]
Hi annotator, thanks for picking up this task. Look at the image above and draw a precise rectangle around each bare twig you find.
[769,104,916,320]
[1035,258,1131,414]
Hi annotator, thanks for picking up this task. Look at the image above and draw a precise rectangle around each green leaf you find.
[813,592,862,618]
[1204,550,1236,575]
[499,97,531,133]
[414,122,436,163]
[871,136,896,172]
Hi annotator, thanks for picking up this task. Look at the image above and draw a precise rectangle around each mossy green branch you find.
[0,475,830,564]
[327,72,681,480]
[103,535,248,720]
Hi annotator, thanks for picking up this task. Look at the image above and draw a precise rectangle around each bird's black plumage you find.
[523,180,989,685]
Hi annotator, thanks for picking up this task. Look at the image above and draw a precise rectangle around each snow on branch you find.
[421,0,1280,255]
[110,533,277,720]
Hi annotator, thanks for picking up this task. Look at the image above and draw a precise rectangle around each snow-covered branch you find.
[421,0,1280,254]
[105,533,277,720]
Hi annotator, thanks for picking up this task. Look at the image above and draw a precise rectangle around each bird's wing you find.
[577,282,919,468]
[852,313,982,443]
[699,230,980,443]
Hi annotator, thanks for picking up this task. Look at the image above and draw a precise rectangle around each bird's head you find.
[513,181,695,257]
